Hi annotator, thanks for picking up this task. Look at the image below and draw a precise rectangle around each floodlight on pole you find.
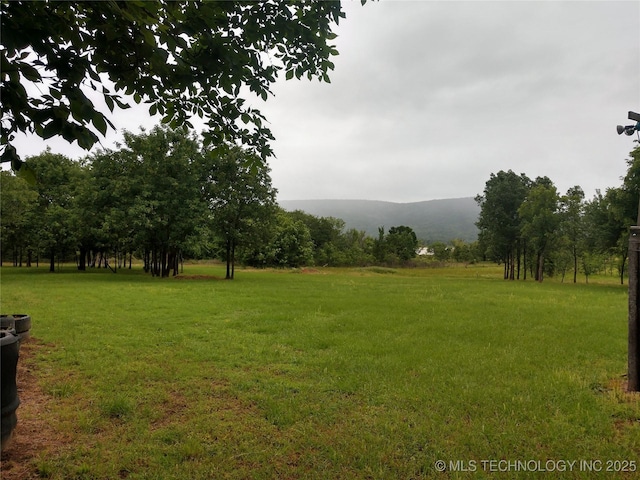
[617,111,640,140]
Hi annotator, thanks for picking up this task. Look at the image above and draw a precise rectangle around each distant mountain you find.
[279,198,480,243]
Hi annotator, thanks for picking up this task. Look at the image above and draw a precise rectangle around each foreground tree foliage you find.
[1,0,346,166]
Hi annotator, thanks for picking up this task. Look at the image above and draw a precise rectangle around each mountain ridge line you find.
[278,197,480,243]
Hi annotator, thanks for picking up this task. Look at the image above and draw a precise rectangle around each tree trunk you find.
[78,247,87,271]
[523,240,528,281]
[509,251,515,280]
[628,227,640,390]
[226,239,232,280]
[537,251,544,282]
[516,239,521,280]
[150,249,157,276]
[172,250,179,277]
[49,248,55,272]
[162,249,170,278]
[231,240,236,280]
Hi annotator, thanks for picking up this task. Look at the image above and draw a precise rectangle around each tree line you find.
[6,132,637,281]
[1,126,460,277]
[475,146,640,283]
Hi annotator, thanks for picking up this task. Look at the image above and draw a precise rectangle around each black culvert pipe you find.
[1,330,20,450]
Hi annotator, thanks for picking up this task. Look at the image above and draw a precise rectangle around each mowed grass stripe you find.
[1,265,637,479]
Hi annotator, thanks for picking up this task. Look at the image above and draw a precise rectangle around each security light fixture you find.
[617,111,640,140]
[618,124,637,136]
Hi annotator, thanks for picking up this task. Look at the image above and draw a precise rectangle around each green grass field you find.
[2,264,639,479]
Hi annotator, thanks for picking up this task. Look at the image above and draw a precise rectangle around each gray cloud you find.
[264,1,640,202]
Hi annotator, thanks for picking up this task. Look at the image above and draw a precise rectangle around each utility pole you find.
[617,110,640,391]
[628,226,640,391]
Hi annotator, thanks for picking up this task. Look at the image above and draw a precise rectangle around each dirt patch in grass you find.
[1,338,70,480]
[149,389,191,430]
[300,268,322,274]
[606,376,640,400]
[174,274,224,281]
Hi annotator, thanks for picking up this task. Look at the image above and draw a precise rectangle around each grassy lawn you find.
[1,264,639,479]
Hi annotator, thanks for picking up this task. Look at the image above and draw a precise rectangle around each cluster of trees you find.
[1,126,277,278]
[476,146,640,283]
[1,125,450,277]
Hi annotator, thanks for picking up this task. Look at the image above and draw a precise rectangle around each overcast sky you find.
[11,0,640,203]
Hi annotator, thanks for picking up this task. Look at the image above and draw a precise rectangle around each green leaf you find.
[50,88,62,100]
[222,80,233,95]
[42,119,63,139]
[104,95,115,112]
[141,27,156,46]
[92,112,108,136]
[19,62,41,82]
[88,67,100,82]
[285,69,294,81]
[114,97,130,109]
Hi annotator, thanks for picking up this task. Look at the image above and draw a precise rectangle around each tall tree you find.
[558,186,585,283]
[84,148,142,270]
[583,147,640,283]
[199,145,277,279]
[476,170,531,280]
[620,146,640,226]
[518,177,559,282]
[120,126,206,277]
[26,150,84,271]
[1,1,345,166]
[0,171,38,266]
[373,227,387,264]
[386,226,418,262]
